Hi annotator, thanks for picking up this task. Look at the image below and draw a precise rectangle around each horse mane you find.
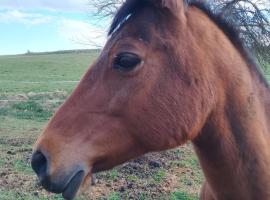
[109,0,269,87]
[188,1,269,88]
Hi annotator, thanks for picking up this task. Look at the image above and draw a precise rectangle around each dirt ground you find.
[0,115,203,200]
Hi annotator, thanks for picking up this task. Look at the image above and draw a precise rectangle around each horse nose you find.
[31,151,48,178]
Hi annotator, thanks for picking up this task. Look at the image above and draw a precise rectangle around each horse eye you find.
[113,53,141,71]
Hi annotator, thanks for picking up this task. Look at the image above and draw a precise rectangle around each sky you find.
[0,0,108,55]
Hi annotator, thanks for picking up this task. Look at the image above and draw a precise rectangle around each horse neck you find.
[187,7,270,200]
[193,72,270,200]
[194,100,270,197]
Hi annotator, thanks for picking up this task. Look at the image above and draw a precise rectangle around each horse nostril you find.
[31,151,48,177]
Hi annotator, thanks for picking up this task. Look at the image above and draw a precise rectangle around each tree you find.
[89,0,270,71]
[210,0,270,71]
[90,0,124,18]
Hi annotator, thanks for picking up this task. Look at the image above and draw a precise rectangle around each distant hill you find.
[23,49,100,56]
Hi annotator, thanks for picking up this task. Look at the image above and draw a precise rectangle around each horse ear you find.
[149,0,186,18]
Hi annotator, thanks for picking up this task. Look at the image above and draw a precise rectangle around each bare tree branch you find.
[210,0,270,70]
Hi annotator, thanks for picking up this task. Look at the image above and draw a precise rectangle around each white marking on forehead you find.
[109,14,133,37]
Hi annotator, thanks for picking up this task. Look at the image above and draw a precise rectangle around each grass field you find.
[0,51,269,200]
[0,50,99,93]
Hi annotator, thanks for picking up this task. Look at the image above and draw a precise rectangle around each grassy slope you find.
[0,52,98,93]
[0,51,268,200]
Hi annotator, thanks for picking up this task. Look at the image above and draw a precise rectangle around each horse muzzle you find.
[31,150,85,200]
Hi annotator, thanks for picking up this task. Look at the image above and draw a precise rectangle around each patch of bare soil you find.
[0,94,28,108]
[83,145,202,199]
[0,91,68,115]
[27,90,68,100]
[0,101,8,109]
[9,94,29,102]
[0,138,34,147]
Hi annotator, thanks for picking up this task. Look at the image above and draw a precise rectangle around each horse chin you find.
[60,167,93,200]
[61,170,85,200]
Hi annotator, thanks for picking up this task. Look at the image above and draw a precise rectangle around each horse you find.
[31,0,270,199]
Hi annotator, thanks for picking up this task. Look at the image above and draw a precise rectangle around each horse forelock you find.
[108,0,146,36]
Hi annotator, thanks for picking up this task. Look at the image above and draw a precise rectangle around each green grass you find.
[109,169,119,181]
[266,74,270,82]
[0,190,64,200]
[152,169,166,183]
[107,192,121,200]
[0,51,98,93]
[0,101,52,121]
[0,116,44,135]
[0,158,4,167]
[12,159,33,174]
[264,63,270,83]
[170,191,198,200]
